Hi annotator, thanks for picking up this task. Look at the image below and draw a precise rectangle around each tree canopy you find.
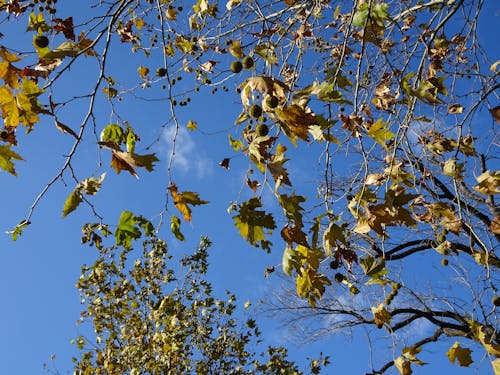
[1,0,499,373]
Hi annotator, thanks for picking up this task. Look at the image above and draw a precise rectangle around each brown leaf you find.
[490,216,500,235]
[55,121,78,139]
[219,158,230,170]
[53,17,75,41]
[448,103,464,114]
[490,106,500,125]
[245,177,260,192]
[110,153,138,178]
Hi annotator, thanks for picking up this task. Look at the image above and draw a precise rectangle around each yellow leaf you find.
[187,120,197,130]
[492,359,500,375]
[394,356,412,375]
[0,86,19,127]
[137,66,149,79]
[229,41,244,59]
[168,184,208,221]
[474,170,500,195]
[371,303,391,326]
[367,118,394,148]
[447,342,473,367]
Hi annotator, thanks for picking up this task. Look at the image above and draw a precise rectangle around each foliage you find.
[74,221,328,374]
[1,0,498,373]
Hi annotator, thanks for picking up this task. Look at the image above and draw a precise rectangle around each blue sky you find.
[0,1,498,374]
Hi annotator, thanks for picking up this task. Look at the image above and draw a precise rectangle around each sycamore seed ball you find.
[256,124,269,137]
[156,67,167,77]
[493,295,500,307]
[265,95,279,109]
[249,104,262,118]
[230,61,243,73]
[441,258,449,266]
[242,56,254,69]
[34,35,49,48]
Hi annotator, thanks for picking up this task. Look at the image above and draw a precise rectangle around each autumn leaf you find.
[490,106,500,125]
[371,303,391,326]
[232,197,276,250]
[446,342,473,367]
[80,173,106,195]
[367,118,394,148]
[0,144,23,175]
[168,184,208,222]
[474,170,500,195]
[229,40,243,58]
[490,216,500,235]
[55,121,78,139]
[137,66,149,79]
[187,120,197,130]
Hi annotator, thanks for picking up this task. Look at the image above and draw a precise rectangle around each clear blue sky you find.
[0,1,498,374]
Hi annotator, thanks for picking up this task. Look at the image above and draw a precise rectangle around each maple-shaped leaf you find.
[371,303,391,326]
[276,104,318,142]
[469,320,500,357]
[367,118,394,148]
[53,17,75,41]
[110,152,138,178]
[0,144,23,175]
[281,224,308,247]
[0,86,19,127]
[278,192,305,227]
[114,211,141,249]
[447,342,473,367]
[322,221,347,257]
[268,145,291,189]
[360,257,388,284]
[168,184,208,222]
[232,197,276,250]
[239,76,288,107]
[474,170,500,195]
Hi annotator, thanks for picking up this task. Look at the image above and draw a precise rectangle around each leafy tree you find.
[1,0,498,373]
[72,221,328,374]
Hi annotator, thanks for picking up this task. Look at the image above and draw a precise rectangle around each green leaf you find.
[170,215,185,241]
[115,211,141,249]
[0,145,23,175]
[27,12,49,33]
[233,197,276,250]
[367,118,394,148]
[278,193,305,227]
[62,188,83,217]
[323,221,347,257]
[6,220,30,241]
[100,124,125,143]
[255,43,277,66]
[446,342,473,367]
[282,246,295,276]
[352,3,369,28]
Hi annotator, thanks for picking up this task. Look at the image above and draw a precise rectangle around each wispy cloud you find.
[162,125,213,179]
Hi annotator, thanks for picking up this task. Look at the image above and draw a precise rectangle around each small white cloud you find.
[162,125,213,178]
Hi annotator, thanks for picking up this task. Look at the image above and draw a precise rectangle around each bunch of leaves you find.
[74,216,329,374]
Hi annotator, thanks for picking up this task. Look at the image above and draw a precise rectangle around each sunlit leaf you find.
[62,189,83,217]
[233,197,276,250]
[170,215,185,241]
[168,184,208,222]
[367,118,394,148]
[446,342,473,367]
[114,211,141,249]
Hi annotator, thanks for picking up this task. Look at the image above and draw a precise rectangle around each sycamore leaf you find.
[187,120,197,130]
[447,342,473,367]
[239,76,288,107]
[114,211,141,249]
[0,86,19,127]
[100,124,125,143]
[367,118,394,148]
[443,158,464,178]
[110,152,138,178]
[62,188,83,217]
[232,197,276,250]
[229,41,244,59]
[469,320,500,357]
[278,193,305,227]
[6,220,30,241]
[170,215,185,241]
[360,257,387,279]
[255,42,277,66]
[490,216,500,235]
[80,173,105,195]
[493,359,500,375]
[323,221,347,257]
[137,65,149,79]
[474,170,500,195]
[282,246,295,276]
[55,121,78,139]
[0,144,23,175]
[371,303,391,326]
[394,357,412,375]
[168,184,208,222]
